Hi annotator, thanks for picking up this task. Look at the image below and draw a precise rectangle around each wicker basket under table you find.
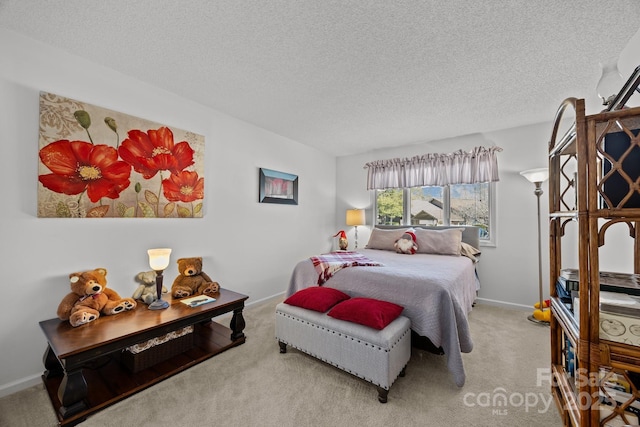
[119,325,194,373]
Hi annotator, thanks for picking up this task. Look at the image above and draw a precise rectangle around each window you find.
[374,182,495,245]
[375,189,404,225]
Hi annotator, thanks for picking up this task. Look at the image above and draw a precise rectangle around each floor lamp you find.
[346,209,365,249]
[519,168,549,324]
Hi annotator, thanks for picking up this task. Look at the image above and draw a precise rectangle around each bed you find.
[285,225,481,387]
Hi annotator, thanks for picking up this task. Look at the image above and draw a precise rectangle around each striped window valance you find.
[364,146,502,190]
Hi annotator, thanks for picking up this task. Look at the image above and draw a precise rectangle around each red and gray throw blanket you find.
[310,251,383,285]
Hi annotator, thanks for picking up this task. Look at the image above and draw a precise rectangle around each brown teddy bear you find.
[171,257,220,298]
[57,268,137,327]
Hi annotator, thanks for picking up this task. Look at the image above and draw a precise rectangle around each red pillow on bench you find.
[284,287,351,312]
[327,297,404,330]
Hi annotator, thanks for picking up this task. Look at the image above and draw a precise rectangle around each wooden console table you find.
[39,288,248,426]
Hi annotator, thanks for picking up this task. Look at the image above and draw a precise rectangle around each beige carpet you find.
[0,296,562,427]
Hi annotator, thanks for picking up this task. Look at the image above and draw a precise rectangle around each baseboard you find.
[474,297,531,312]
[0,374,41,398]
[247,291,285,307]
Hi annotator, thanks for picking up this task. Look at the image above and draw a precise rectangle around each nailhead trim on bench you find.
[277,312,409,351]
[276,311,410,388]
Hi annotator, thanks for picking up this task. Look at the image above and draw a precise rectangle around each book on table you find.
[180,295,216,307]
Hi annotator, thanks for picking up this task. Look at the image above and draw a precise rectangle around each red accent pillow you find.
[284,287,351,312]
[327,297,404,330]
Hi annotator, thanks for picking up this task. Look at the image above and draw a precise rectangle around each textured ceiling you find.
[1,1,639,156]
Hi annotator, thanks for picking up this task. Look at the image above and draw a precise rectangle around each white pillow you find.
[366,228,411,251]
[414,228,463,256]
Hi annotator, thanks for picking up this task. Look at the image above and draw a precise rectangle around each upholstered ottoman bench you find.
[275,298,411,403]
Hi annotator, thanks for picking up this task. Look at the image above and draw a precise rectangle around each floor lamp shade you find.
[346,209,365,226]
[519,168,549,184]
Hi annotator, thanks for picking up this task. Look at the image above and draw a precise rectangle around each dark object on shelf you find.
[556,281,573,307]
[602,129,640,209]
[628,371,640,390]
[600,271,640,296]
[599,292,640,318]
[558,269,640,296]
[559,269,580,292]
[565,336,575,378]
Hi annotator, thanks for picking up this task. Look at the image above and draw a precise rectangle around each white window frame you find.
[372,183,496,247]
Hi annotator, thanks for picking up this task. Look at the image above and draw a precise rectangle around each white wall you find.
[0,29,337,396]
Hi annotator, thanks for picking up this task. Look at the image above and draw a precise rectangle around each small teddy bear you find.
[171,257,220,298]
[394,230,418,254]
[57,268,137,327]
[132,270,168,305]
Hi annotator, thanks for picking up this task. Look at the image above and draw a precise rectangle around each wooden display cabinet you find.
[548,92,640,426]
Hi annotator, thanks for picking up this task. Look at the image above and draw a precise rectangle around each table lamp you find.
[147,248,172,310]
[346,209,365,249]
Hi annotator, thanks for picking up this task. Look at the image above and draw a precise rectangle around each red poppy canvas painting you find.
[37,92,205,218]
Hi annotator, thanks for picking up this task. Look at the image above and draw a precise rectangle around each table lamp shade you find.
[148,248,172,271]
[346,209,365,226]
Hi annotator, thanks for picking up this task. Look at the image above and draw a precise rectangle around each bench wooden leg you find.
[377,387,388,403]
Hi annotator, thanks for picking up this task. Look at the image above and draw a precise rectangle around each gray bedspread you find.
[286,248,477,387]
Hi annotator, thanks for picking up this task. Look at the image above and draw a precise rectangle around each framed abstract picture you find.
[37,92,205,218]
[258,168,298,205]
